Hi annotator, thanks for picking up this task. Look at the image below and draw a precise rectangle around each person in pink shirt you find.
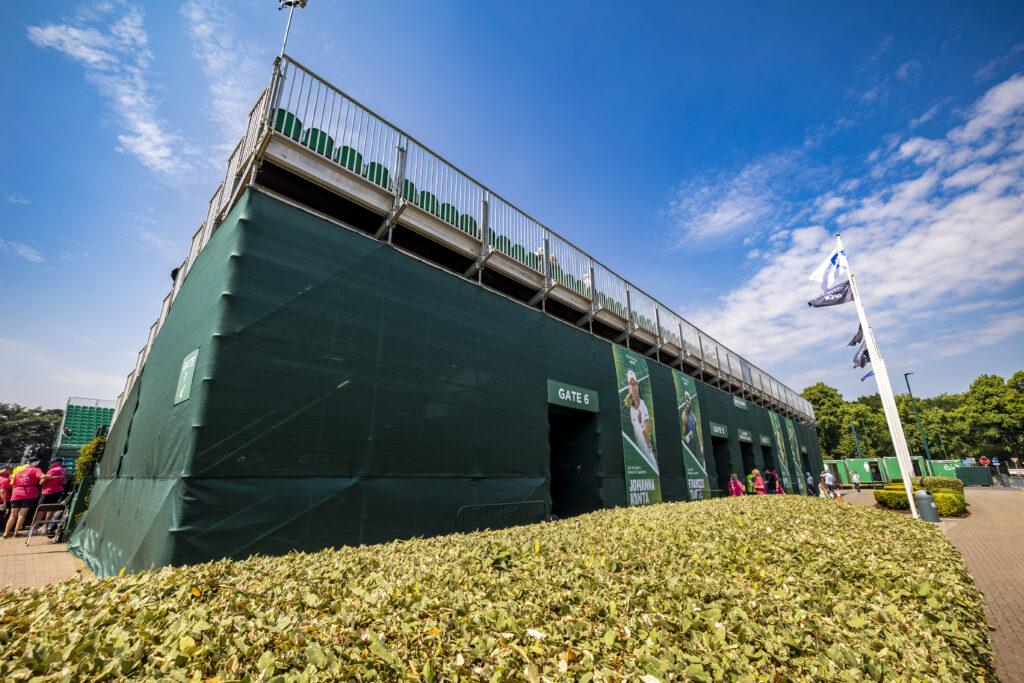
[0,465,12,527]
[727,473,745,496]
[3,458,49,538]
[752,468,767,495]
[39,458,68,522]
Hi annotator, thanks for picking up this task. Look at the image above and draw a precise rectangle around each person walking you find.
[805,471,817,496]
[746,471,755,495]
[728,473,744,497]
[752,469,766,495]
[850,471,861,494]
[0,465,11,527]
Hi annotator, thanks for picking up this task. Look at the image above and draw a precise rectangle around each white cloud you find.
[27,3,190,178]
[136,229,178,258]
[181,0,266,158]
[974,42,1024,83]
[682,73,1024,392]
[909,104,941,129]
[0,240,45,263]
[6,194,30,205]
[895,59,921,83]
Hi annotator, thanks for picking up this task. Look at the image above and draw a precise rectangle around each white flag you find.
[809,236,849,291]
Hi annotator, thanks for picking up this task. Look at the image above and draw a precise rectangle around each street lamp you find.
[903,372,932,464]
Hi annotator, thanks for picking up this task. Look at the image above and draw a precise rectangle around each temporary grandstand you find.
[70,55,824,576]
[51,397,115,479]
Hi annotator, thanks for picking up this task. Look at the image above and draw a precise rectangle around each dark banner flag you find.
[853,340,870,368]
[847,324,863,346]
[807,280,853,307]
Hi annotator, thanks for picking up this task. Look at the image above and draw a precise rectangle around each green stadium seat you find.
[274,109,302,140]
[418,191,440,215]
[363,162,390,188]
[402,179,417,202]
[438,203,459,225]
[334,146,363,173]
[510,244,527,263]
[493,236,512,254]
[524,252,540,271]
[301,128,334,157]
[458,215,479,237]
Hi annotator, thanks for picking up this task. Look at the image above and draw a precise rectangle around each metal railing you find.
[112,54,817,426]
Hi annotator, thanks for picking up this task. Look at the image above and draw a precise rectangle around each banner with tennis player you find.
[768,411,794,492]
[785,417,807,493]
[612,346,662,506]
[672,370,710,500]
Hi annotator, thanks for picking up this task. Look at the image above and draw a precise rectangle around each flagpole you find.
[839,233,920,518]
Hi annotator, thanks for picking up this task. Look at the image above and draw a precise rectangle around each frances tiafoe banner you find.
[673,371,710,500]
[785,417,807,493]
[612,346,662,506]
[768,411,794,492]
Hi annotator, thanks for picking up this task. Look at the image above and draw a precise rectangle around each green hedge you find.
[875,489,967,517]
[921,476,964,494]
[0,498,994,680]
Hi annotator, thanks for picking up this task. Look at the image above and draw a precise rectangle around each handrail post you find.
[654,307,662,363]
[480,194,490,284]
[624,286,633,350]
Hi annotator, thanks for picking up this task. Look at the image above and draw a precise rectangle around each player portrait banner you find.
[612,346,662,506]
[784,417,807,493]
[672,370,710,500]
[768,411,794,492]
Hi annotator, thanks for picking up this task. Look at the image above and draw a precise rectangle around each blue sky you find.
[2,1,1023,409]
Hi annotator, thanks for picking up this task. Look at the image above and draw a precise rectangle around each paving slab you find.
[0,533,84,591]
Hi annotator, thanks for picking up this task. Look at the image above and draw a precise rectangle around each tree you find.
[0,403,63,461]
[962,374,1024,462]
[801,383,847,459]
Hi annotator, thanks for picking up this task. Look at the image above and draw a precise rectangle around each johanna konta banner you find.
[672,370,710,500]
[784,417,807,494]
[612,346,662,506]
[768,411,794,492]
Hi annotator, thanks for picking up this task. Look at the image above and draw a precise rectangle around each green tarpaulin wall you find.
[70,189,823,577]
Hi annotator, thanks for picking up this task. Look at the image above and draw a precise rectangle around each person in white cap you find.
[625,369,653,458]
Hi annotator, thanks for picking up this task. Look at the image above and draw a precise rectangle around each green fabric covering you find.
[69,189,822,577]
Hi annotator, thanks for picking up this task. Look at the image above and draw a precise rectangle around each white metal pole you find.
[280,3,296,59]
[840,234,919,518]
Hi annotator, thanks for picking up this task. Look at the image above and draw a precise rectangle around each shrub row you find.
[874,489,967,516]
[920,476,964,493]
[0,497,994,681]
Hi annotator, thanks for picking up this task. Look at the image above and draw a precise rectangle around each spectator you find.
[752,469,766,495]
[850,471,861,494]
[39,458,67,522]
[766,468,779,495]
[824,469,837,497]
[745,471,755,494]
[776,476,786,495]
[0,465,12,526]
[805,471,817,496]
[728,473,744,497]
[3,458,45,538]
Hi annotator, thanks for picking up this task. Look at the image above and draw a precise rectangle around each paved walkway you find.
[0,533,85,591]
[845,485,1024,682]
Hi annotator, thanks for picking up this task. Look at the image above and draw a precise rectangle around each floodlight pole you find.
[904,372,932,464]
[279,0,306,59]
[839,232,919,518]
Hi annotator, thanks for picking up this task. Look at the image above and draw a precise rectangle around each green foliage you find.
[934,493,967,516]
[74,436,106,485]
[875,488,967,517]
[0,403,63,461]
[0,498,995,680]
[802,371,1024,463]
[920,476,963,494]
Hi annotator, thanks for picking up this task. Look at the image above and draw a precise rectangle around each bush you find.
[921,476,964,494]
[0,498,994,680]
[875,489,967,517]
[934,492,967,516]
[74,435,106,485]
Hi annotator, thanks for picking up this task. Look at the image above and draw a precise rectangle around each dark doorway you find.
[800,453,811,480]
[548,406,600,519]
[761,447,777,477]
[740,443,756,480]
[711,437,732,495]
[868,461,884,483]
[912,459,923,477]
[826,462,843,482]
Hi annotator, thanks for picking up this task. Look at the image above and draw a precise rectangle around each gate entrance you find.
[740,443,756,481]
[548,406,600,518]
[711,437,732,495]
